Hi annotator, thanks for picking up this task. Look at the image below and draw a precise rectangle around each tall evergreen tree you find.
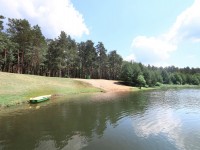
[78,40,97,78]
[96,42,108,79]
[0,16,17,72]
[0,15,6,70]
[45,39,58,76]
[108,50,122,80]
[77,42,85,78]
[57,31,68,77]
[7,18,32,73]
[64,35,77,78]
[27,25,47,75]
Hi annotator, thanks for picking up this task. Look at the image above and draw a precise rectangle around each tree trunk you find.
[17,49,20,73]
[21,50,24,74]
[59,69,62,77]
[3,49,7,72]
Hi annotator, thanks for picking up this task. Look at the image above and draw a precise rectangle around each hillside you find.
[0,72,101,107]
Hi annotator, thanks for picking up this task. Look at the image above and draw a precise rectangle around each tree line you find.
[0,15,200,86]
[0,15,122,79]
[121,61,200,87]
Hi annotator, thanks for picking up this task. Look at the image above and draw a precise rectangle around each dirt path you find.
[74,79,133,92]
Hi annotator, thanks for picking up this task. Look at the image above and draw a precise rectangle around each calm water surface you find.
[1,89,200,150]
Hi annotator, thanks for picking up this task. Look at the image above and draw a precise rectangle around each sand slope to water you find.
[74,79,133,92]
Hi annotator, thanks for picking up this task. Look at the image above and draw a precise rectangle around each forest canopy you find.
[0,15,200,87]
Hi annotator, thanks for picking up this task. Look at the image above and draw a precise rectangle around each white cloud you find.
[0,0,89,38]
[130,35,176,66]
[131,36,177,65]
[125,54,136,62]
[129,0,200,66]
[165,0,200,42]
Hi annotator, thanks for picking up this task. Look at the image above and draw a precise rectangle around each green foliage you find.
[161,69,170,84]
[96,42,108,79]
[131,63,142,83]
[120,61,200,87]
[0,15,5,31]
[77,40,97,78]
[108,50,123,80]
[191,75,200,85]
[6,18,47,74]
[174,73,182,85]
[121,61,133,83]
[155,82,162,86]
[0,14,200,86]
[180,73,187,85]
[137,75,146,88]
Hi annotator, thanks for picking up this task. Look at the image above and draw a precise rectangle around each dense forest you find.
[0,15,200,87]
[0,15,122,80]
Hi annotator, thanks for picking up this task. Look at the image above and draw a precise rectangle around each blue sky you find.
[1,0,200,67]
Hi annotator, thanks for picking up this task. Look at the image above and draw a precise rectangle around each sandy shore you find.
[74,79,133,92]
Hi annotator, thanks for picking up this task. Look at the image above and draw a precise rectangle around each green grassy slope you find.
[0,72,101,107]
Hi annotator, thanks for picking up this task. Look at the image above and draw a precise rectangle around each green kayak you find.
[29,95,51,104]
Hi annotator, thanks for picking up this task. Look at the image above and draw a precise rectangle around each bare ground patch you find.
[74,79,134,92]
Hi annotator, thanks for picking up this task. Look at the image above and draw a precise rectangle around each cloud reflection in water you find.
[133,108,186,150]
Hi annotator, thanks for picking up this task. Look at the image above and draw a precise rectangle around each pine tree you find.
[96,42,108,79]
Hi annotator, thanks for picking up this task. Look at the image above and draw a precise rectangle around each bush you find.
[137,75,146,88]
[155,82,162,86]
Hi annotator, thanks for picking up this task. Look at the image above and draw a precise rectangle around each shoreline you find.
[74,79,136,92]
[0,72,100,108]
[1,71,199,111]
[0,77,139,111]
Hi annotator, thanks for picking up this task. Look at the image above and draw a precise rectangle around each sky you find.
[0,0,200,68]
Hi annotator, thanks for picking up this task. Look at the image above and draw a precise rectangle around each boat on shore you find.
[29,95,51,104]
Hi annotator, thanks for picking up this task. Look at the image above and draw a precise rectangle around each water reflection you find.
[134,108,184,149]
[34,134,87,150]
[0,92,147,150]
[134,89,200,150]
[0,89,200,150]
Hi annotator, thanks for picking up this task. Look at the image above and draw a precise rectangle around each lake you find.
[0,89,200,150]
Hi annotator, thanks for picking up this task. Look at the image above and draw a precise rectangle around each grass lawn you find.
[0,72,101,107]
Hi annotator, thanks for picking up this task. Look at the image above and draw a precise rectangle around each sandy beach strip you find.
[74,79,132,92]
